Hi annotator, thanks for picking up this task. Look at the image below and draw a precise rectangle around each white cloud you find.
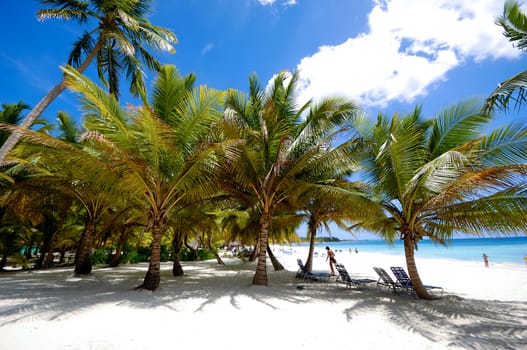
[257,0,297,6]
[295,0,520,109]
[201,42,214,55]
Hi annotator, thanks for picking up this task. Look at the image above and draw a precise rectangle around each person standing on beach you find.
[326,246,336,274]
[523,254,527,267]
[482,253,489,268]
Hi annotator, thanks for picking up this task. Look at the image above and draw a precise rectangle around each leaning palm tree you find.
[222,71,361,285]
[0,0,177,164]
[484,0,527,113]
[300,179,380,273]
[354,101,527,299]
[63,64,237,290]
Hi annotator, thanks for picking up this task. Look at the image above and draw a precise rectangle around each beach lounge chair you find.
[296,259,334,282]
[390,266,444,297]
[373,267,401,293]
[334,263,376,288]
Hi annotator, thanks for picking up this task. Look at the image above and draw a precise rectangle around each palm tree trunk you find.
[305,217,317,272]
[267,244,284,271]
[43,243,55,268]
[110,227,131,267]
[249,238,258,262]
[252,209,270,286]
[403,235,431,299]
[75,219,96,275]
[184,235,198,261]
[0,38,104,164]
[139,218,164,290]
[204,234,224,265]
[172,229,184,276]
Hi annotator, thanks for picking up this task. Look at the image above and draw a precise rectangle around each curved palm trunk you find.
[172,229,184,276]
[75,219,97,275]
[204,234,224,265]
[249,239,258,262]
[184,235,199,261]
[403,236,431,299]
[304,217,317,272]
[267,244,284,271]
[110,227,132,267]
[138,218,164,291]
[0,39,104,164]
[43,243,56,268]
[252,210,270,286]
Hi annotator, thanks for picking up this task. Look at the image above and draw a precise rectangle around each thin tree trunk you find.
[184,235,198,261]
[305,216,317,272]
[0,254,6,271]
[0,38,104,164]
[75,219,96,275]
[267,244,284,271]
[110,227,131,267]
[138,217,164,290]
[172,229,184,276]
[248,239,258,262]
[252,209,270,286]
[203,234,224,265]
[43,243,55,268]
[404,235,431,299]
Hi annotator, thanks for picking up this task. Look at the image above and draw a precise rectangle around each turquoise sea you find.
[297,236,527,265]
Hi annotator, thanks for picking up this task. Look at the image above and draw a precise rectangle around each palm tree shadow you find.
[343,293,527,350]
[2,259,525,350]
[0,260,335,325]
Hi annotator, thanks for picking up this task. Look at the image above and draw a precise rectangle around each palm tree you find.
[354,101,527,299]
[62,65,236,290]
[301,180,379,273]
[0,102,30,146]
[222,71,360,285]
[484,0,527,113]
[0,0,177,164]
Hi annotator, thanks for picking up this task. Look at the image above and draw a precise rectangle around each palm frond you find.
[484,69,527,113]
[428,99,491,158]
[479,121,527,166]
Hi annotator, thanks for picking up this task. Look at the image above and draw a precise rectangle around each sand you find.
[0,247,526,350]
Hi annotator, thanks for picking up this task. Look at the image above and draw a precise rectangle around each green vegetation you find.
[299,236,342,243]
[1,1,527,299]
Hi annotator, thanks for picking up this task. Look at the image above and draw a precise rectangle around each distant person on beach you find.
[326,246,336,274]
[355,248,358,254]
[524,254,527,267]
[482,253,489,268]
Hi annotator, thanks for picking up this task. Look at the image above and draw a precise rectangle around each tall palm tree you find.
[223,71,361,285]
[0,0,177,164]
[63,65,236,290]
[354,101,527,299]
[484,0,527,113]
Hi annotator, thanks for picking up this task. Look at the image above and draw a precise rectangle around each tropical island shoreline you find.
[1,249,526,350]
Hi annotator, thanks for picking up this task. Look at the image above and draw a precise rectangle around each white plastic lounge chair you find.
[390,266,444,297]
[335,263,376,288]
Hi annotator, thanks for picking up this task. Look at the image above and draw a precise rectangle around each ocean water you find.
[297,236,527,265]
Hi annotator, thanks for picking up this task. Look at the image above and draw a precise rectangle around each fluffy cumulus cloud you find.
[296,0,520,108]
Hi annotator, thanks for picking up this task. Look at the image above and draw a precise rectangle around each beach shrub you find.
[120,245,171,264]
[90,249,111,265]
[179,247,215,261]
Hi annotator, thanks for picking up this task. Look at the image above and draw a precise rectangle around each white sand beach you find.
[1,248,526,350]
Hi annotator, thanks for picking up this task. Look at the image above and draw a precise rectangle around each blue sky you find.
[1,0,526,239]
